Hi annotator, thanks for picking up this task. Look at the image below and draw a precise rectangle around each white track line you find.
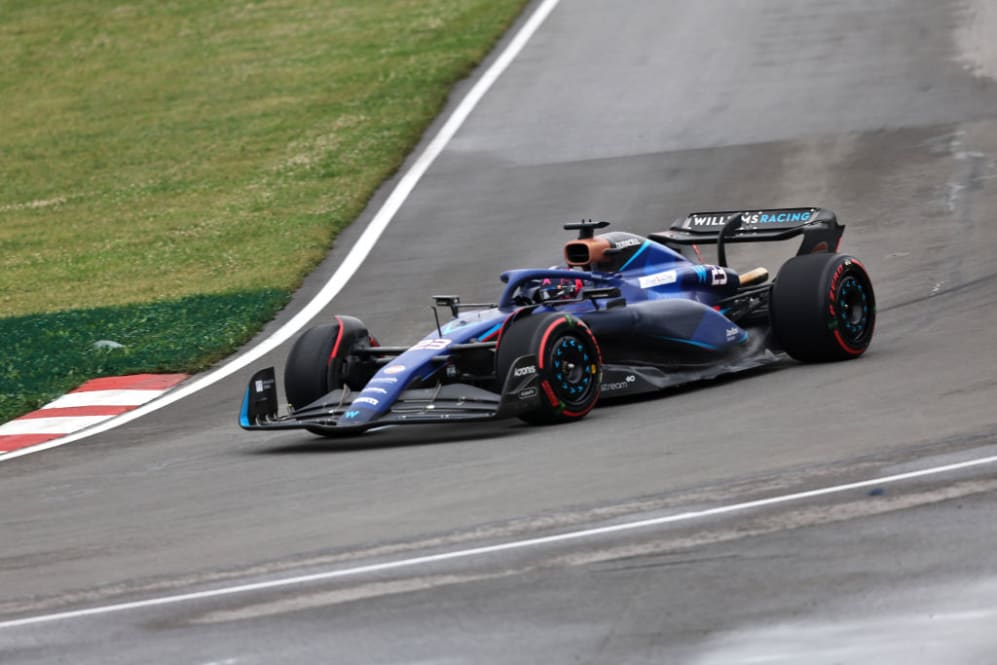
[2,452,996,629]
[0,0,564,463]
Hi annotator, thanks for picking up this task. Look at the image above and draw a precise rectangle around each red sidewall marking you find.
[540,380,560,408]
[834,330,866,356]
[562,400,597,418]
[328,316,345,367]
[537,319,566,370]
[829,259,872,356]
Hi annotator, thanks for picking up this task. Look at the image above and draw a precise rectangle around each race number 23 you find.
[412,338,453,351]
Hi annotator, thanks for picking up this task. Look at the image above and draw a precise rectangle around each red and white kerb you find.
[0,374,188,454]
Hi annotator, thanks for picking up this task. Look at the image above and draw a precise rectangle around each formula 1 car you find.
[240,207,875,436]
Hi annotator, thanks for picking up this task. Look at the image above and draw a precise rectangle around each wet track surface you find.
[4,0,997,662]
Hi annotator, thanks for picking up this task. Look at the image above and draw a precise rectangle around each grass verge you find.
[0,0,529,422]
[0,290,290,422]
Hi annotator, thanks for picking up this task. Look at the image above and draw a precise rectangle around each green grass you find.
[0,290,291,420]
[0,0,528,422]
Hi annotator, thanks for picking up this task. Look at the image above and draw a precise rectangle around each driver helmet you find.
[536,277,583,303]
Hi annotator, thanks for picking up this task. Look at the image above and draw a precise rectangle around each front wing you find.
[239,367,541,434]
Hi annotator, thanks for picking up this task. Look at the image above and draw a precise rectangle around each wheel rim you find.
[549,333,597,406]
[836,274,871,346]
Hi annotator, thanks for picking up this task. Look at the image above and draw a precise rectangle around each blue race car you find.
[240,207,875,436]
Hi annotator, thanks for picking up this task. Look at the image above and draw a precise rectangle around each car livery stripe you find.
[479,322,503,341]
[617,240,650,272]
[494,309,522,348]
[239,387,252,428]
[656,335,719,351]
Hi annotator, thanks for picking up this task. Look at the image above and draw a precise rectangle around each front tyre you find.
[496,313,602,425]
[284,315,371,411]
[770,253,876,362]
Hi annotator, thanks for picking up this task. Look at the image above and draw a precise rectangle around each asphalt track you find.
[4,0,997,662]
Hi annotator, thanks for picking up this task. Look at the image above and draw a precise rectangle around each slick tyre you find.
[496,312,602,425]
[770,253,875,362]
[284,315,371,412]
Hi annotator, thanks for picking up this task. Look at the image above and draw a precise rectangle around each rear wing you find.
[649,207,843,267]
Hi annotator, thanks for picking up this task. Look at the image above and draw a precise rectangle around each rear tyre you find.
[496,313,602,425]
[770,253,875,362]
[284,315,372,411]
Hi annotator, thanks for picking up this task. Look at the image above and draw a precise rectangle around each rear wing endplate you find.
[649,207,843,266]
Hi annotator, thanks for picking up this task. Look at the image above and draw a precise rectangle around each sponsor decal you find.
[518,387,538,400]
[367,387,388,395]
[370,377,399,384]
[740,211,812,224]
[601,375,637,392]
[638,269,677,289]
[687,210,812,228]
[353,397,379,407]
[513,365,537,377]
[614,237,642,249]
[688,215,729,227]
[726,327,740,341]
[343,410,360,419]
[828,261,849,318]
[254,380,265,393]
[412,338,453,351]
[384,365,406,375]
[693,265,709,285]
[710,266,728,286]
